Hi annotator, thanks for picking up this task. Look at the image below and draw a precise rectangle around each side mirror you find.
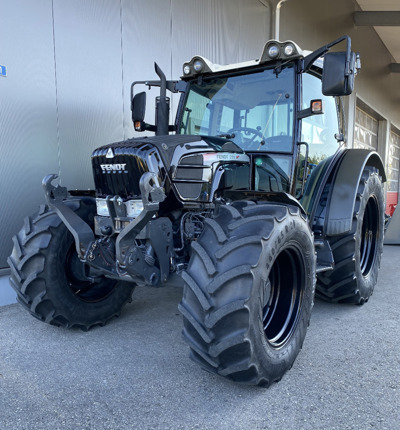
[322,51,357,96]
[132,91,146,131]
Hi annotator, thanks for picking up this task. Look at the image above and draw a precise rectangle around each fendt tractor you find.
[9,35,386,387]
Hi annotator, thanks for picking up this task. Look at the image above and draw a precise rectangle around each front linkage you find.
[42,173,172,286]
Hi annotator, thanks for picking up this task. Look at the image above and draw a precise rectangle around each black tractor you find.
[9,36,385,387]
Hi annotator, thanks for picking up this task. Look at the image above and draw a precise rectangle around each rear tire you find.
[316,167,385,304]
[8,198,135,330]
[179,201,316,386]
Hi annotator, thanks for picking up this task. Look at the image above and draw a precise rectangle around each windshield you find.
[178,66,295,152]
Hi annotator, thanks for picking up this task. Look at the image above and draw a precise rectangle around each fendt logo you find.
[106,148,114,158]
[100,164,127,172]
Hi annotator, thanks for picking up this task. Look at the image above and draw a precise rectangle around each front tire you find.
[179,201,316,386]
[8,198,135,330]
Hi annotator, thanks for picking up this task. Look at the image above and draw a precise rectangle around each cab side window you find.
[301,73,340,165]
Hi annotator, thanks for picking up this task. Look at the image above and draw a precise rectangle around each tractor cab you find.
[132,36,359,199]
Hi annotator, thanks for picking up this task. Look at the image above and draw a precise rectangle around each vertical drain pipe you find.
[259,0,289,40]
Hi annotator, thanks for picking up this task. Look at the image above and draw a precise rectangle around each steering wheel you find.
[227,127,266,144]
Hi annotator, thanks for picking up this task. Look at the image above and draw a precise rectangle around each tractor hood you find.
[91,135,249,200]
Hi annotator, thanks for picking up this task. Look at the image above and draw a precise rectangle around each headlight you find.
[183,64,191,75]
[126,200,144,218]
[268,45,280,59]
[193,60,204,72]
[96,198,144,218]
[96,199,109,216]
[284,43,295,56]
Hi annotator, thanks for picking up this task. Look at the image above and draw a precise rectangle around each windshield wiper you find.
[180,107,192,133]
[274,59,293,76]
[217,132,236,139]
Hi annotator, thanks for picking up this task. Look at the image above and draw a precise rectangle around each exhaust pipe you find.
[154,62,170,136]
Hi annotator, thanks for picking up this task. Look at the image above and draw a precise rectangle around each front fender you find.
[221,190,307,217]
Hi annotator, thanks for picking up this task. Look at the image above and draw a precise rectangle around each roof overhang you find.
[355,1,400,72]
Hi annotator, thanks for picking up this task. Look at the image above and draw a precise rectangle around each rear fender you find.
[325,149,386,236]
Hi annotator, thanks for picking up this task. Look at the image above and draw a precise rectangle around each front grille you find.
[92,144,155,199]
[173,154,206,200]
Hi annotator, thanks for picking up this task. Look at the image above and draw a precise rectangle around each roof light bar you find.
[182,57,212,78]
[181,40,304,78]
[260,40,301,63]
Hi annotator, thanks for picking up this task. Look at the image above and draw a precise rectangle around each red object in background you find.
[386,192,398,216]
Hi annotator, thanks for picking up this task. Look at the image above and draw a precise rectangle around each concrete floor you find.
[0,273,15,306]
[0,245,399,429]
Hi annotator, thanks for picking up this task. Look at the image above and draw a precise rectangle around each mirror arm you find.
[131,80,178,93]
[302,35,351,72]
[130,80,179,105]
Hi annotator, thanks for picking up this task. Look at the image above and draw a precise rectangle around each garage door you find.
[387,129,400,216]
[354,105,378,151]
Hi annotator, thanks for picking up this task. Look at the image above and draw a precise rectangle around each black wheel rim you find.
[262,247,305,349]
[65,244,117,303]
[359,195,379,277]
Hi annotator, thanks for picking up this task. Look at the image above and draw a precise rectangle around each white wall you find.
[0,0,269,267]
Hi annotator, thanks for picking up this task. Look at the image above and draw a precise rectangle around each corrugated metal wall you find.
[0,0,60,269]
[0,0,269,268]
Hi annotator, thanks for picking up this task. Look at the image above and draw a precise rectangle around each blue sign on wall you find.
[0,65,7,77]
